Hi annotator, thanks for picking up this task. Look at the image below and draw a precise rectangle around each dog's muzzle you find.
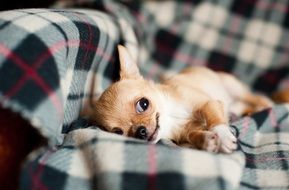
[134,113,160,142]
[135,126,148,139]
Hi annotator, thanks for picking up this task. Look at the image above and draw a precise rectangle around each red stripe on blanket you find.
[0,44,63,116]
[148,42,206,79]
[269,109,278,128]
[30,149,55,190]
[148,144,157,190]
[256,0,288,13]
[234,0,288,13]
[241,116,250,138]
[222,17,242,53]
[34,40,112,66]
[157,37,206,66]
[0,40,112,116]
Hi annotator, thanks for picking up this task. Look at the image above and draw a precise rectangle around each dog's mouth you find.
[148,113,160,142]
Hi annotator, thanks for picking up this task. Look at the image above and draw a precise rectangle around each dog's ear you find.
[118,45,142,80]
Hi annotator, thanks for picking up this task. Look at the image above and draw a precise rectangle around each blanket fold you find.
[21,126,245,190]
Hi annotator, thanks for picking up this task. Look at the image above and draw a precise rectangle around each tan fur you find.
[84,45,273,153]
[272,88,289,103]
[91,79,160,137]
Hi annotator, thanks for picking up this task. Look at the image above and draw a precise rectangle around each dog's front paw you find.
[211,124,237,153]
[203,131,220,153]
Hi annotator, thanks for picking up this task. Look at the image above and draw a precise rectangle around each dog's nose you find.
[135,126,148,140]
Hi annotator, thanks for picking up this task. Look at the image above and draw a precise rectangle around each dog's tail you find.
[272,88,289,103]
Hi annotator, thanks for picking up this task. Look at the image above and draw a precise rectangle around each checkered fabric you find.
[0,8,124,145]
[0,0,289,189]
[21,127,245,190]
[233,105,289,189]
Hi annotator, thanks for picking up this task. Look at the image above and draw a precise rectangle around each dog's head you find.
[90,45,163,142]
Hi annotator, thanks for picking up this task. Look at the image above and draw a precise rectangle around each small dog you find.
[84,45,273,153]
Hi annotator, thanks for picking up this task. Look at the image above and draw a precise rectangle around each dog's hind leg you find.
[175,100,237,153]
[217,72,273,116]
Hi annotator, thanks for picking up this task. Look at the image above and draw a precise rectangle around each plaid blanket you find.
[1,0,289,189]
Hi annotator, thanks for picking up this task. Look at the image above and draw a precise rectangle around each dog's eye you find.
[112,127,124,135]
[136,98,149,113]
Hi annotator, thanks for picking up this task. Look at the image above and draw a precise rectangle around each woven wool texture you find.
[1,0,289,189]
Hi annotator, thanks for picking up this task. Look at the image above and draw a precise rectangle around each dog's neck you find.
[153,84,192,141]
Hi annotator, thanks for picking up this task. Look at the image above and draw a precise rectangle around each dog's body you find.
[85,45,273,153]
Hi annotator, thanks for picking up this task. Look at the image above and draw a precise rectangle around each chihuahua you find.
[84,45,273,153]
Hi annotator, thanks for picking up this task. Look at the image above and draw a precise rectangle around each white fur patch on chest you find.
[157,96,191,140]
